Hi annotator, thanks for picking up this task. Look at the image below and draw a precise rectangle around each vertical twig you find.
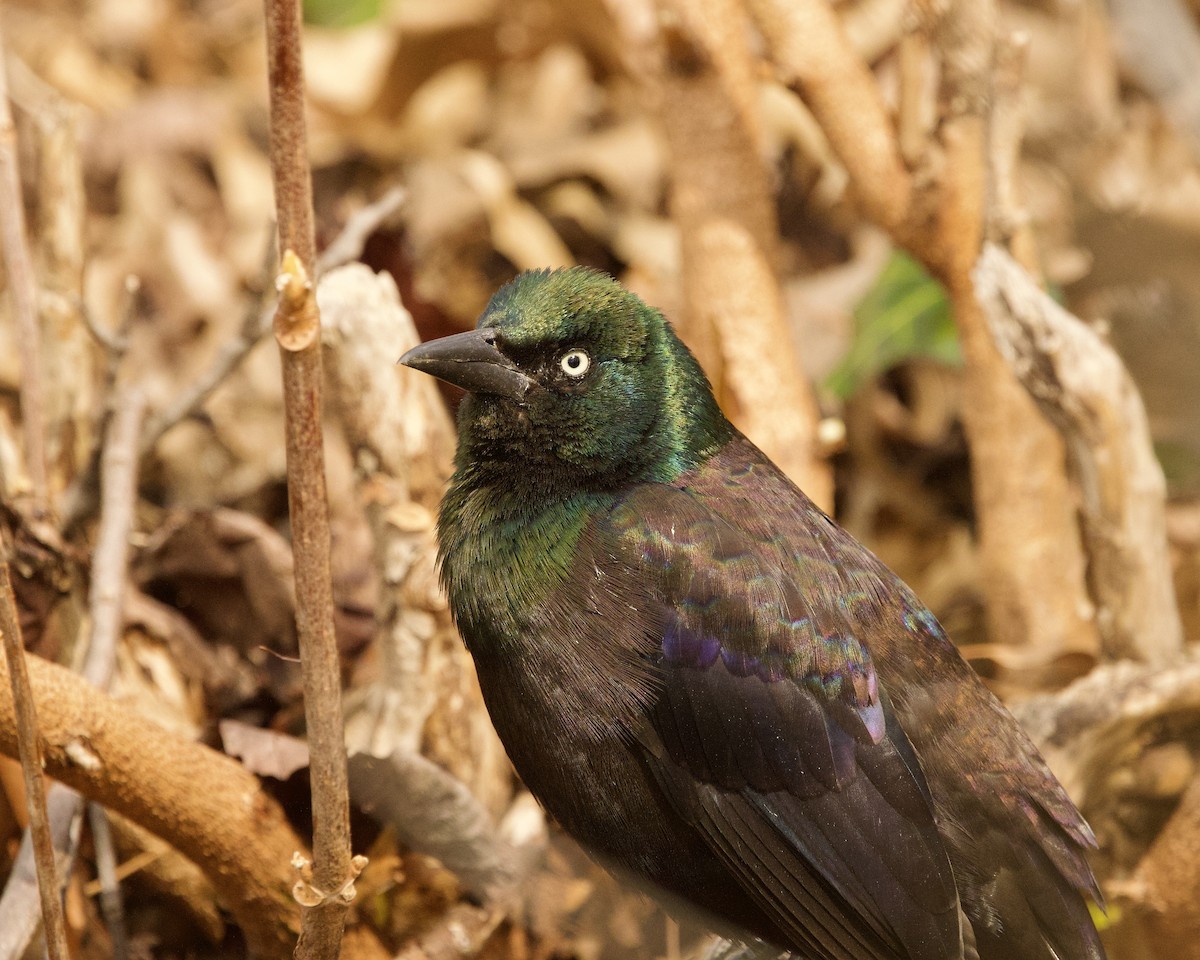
[83,388,145,689]
[262,2,355,958]
[0,521,68,960]
[0,17,49,508]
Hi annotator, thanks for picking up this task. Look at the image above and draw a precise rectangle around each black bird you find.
[399,267,1106,960]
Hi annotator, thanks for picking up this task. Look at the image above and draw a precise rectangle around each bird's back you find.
[673,436,1105,960]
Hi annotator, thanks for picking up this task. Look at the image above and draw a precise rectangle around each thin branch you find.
[61,245,271,536]
[83,388,145,688]
[141,238,275,457]
[314,185,407,277]
[0,16,49,508]
[263,2,353,957]
[0,519,68,960]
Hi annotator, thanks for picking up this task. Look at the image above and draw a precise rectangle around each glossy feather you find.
[407,267,1107,960]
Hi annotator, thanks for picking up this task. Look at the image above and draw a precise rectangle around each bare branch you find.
[0,647,304,957]
[88,803,129,960]
[141,239,275,457]
[645,0,833,509]
[749,0,913,234]
[263,2,353,953]
[314,186,407,277]
[84,389,146,687]
[270,250,353,960]
[974,244,1184,663]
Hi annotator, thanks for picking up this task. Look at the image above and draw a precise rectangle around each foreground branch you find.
[0,650,303,956]
[264,0,354,954]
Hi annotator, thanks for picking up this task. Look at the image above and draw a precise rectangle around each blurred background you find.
[1,0,1199,958]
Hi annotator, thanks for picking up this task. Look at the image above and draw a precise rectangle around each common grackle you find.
[399,267,1106,960]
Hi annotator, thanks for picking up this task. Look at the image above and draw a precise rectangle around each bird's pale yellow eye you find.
[560,348,591,378]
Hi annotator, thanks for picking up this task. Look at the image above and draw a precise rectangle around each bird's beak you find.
[398,327,534,402]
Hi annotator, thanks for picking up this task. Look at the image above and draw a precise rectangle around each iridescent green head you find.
[399,267,731,490]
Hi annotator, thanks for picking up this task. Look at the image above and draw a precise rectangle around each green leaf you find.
[826,251,961,399]
[303,0,385,28]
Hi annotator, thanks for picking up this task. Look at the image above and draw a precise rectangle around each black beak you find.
[398,328,534,402]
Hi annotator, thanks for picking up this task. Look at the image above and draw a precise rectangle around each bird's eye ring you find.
[559,349,591,378]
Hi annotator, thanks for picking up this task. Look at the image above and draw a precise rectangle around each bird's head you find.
[399,267,731,490]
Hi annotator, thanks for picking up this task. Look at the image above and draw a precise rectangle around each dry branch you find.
[84,389,146,688]
[141,244,274,458]
[974,244,1183,663]
[648,0,832,509]
[269,250,353,960]
[264,1,354,953]
[88,803,129,960]
[748,0,912,234]
[753,0,1098,655]
[918,2,1100,660]
[0,648,303,957]
[0,386,146,958]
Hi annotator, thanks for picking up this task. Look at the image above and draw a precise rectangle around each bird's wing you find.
[598,483,963,960]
